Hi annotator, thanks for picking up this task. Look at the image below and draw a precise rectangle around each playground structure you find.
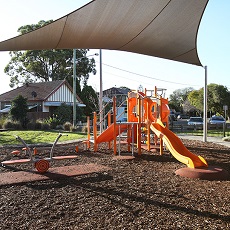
[1,133,78,173]
[0,87,208,174]
[92,87,208,169]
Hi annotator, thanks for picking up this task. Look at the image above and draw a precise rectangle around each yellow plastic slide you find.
[150,120,208,168]
[96,123,128,144]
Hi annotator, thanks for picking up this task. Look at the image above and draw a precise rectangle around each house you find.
[102,87,130,105]
[0,80,84,121]
[102,87,130,121]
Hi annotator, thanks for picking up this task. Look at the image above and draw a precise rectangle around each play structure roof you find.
[0,0,209,66]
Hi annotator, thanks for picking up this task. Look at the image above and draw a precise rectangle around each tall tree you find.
[169,87,194,112]
[4,20,96,88]
[10,95,28,128]
[187,90,203,115]
[188,84,230,116]
[81,85,99,118]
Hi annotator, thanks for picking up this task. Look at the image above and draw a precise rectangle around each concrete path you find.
[177,134,230,148]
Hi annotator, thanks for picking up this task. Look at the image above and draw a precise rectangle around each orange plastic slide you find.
[150,120,208,168]
[96,123,128,144]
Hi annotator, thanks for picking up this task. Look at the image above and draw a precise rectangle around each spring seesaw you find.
[1,133,78,173]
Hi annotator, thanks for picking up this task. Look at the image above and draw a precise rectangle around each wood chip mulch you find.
[0,139,229,229]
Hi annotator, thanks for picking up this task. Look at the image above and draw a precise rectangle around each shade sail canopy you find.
[0,0,208,66]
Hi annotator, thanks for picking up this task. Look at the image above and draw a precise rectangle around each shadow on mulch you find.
[136,153,177,163]
[10,167,228,221]
[26,172,113,190]
[26,172,230,222]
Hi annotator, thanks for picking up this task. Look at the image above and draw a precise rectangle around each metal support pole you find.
[203,66,208,142]
[99,49,103,133]
[73,49,77,128]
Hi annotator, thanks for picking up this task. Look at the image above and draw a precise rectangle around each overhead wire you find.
[96,61,203,87]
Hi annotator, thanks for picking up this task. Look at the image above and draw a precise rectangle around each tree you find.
[188,84,230,117]
[169,87,194,112]
[81,85,99,118]
[182,98,198,115]
[4,20,96,88]
[54,103,73,124]
[187,90,203,115]
[207,84,230,115]
[10,95,28,128]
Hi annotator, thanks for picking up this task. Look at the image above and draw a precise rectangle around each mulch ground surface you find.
[0,139,230,229]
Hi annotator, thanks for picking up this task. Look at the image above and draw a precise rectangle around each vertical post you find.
[113,97,117,155]
[203,66,208,142]
[108,112,111,149]
[137,94,142,155]
[87,116,90,149]
[146,98,150,151]
[99,49,103,134]
[127,123,131,152]
[73,49,77,128]
[159,97,163,155]
[93,112,97,152]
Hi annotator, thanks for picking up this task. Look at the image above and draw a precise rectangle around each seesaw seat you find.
[2,159,31,165]
[51,155,78,160]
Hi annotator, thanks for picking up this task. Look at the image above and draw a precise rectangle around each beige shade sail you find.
[0,0,209,66]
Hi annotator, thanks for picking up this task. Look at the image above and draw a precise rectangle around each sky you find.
[0,0,229,98]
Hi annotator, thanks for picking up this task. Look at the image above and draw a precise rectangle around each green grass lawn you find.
[0,130,87,146]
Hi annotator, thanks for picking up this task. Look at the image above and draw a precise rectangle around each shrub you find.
[41,123,50,130]
[81,125,88,133]
[13,121,23,130]
[3,119,22,130]
[44,115,61,129]
[0,117,7,129]
[26,122,35,130]
[34,119,43,130]
[54,103,72,124]
[56,124,64,130]
[63,122,72,131]
[3,120,14,129]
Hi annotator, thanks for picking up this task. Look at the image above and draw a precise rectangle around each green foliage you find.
[188,84,230,116]
[81,85,99,118]
[56,125,64,130]
[76,106,85,122]
[27,119,51,130]
[0,117,7,129]
[170,84,230,117]
[207,84,230,115]
[53,103,72,124]
[34,119,43,130]
[9,95,28,128]
[187,90,203,112]
[44,115,61,129]
[41,123,50,130]
[169,87,194,112]
[3,119,22,130]
[4,20,96,88]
